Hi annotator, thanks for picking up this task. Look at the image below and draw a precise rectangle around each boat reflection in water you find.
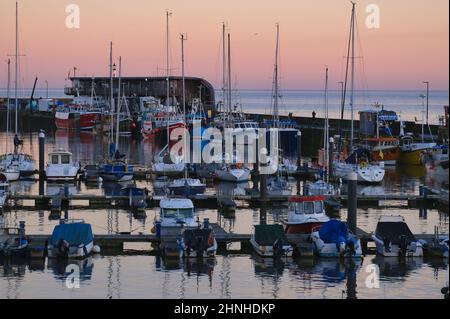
[155,255,216,282]
[47,256,95,283]
[370,255,424,279]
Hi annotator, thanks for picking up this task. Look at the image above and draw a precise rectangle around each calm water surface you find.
[0,132,448,299]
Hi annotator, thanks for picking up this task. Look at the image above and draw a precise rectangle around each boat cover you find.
[50,223,93,247]
[254,224,289,246]
[319,219,349,244]
[183,228,214,251]
[375,221,416,244]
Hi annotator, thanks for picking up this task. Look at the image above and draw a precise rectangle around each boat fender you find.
[92,245,101,254]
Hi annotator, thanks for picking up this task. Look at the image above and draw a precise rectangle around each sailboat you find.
[98,56,134,182]
[266,24,291,197]
[168,34,206,196]
[213,31,251,183]
[152,11,187,174]
[0,173,9,211]
[0,4,35,178]
[333,3,385,184]
[307,67,337,196]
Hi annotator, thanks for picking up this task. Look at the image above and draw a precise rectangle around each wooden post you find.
[347,172,357,234]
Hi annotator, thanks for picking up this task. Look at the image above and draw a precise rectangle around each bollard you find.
[296,130,302,171]
[328,137,334,180]
[347,172,357,234]
[39,130,45,181]
[252,137,260,191]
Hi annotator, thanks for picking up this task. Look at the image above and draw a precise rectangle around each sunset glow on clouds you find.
[0,0,448,90]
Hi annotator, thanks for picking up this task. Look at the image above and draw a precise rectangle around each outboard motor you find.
[273,239,284,258]
[383,237,392,253]
[399,235,408,257]
[56,238,70,257]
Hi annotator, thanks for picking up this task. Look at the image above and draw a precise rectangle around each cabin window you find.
[163,208,178,218]
[314,201,323,213]
[61,155,71,164]
[178,208,193,218]
[293,202,303,214]
[51,155,59,164]
[304,201,314,214]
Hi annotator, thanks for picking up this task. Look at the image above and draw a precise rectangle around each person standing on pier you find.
[13,134,23,153]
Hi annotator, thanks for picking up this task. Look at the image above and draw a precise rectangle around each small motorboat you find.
[421,236,449,259]
[118,185,147,211]
[98,160,134,182]
[371,215,423,257]
[168,178,206,196]
[179,219,217,258]
[47,219,95,259]
[306,180,336,196]
[267,176,292,197]
[45,148,80,182]
[311,219,363,258]
[0,174,9,211]
[155,197,199,257]
[83,164,100,183]
[250,224,293,258]
[0,153,35,178]
[0,221,28,258]
[282,195,330,234]
[214,164,251,183]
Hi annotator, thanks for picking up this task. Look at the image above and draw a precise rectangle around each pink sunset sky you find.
[0,0,448,90]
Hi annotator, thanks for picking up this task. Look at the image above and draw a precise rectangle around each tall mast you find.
[6,59,11,151]
[324,66,329,183]
[165,10,172,147]
[273,23,280,127]
[115,56,122,150]
[181,33,187,179]
[349,2,356,152]
[14,1,18,135]
[109,41,114,144]
[222,22,227,114]
[227,33,232,122]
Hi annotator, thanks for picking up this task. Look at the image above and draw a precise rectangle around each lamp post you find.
[423,81,429,125]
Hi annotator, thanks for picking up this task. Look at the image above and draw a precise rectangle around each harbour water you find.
[0,131,448,299]
[1,89,448,124]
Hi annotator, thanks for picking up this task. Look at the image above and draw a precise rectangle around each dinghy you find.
[214,164,251,182]
[47,219,94,259]
[371,215,423,257]
[250,224,293,257]
[311,219,363,258]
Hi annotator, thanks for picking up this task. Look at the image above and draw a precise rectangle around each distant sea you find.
[0,88,448,124]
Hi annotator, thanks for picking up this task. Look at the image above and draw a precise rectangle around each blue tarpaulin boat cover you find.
[319,219,349,245]
[50,222,93,247]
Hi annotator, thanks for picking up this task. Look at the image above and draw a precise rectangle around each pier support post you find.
[328,137,334,181]
[39,130,45,181]
[347,172,357,234]
[252,137,259,191]
[259,164,268,224]
[296,130,302,171]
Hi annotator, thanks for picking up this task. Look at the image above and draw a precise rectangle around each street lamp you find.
[420,93,426,142]
[423,81,429,125]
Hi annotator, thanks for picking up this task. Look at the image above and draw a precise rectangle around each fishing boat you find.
[47,219,95,259]
[371,215,423,257]
[282,195,330,234]
[250,224,293,257]
[0,221,28,258]
[45,148,80,181]
[398,134,436,165]
[55,104,101,130]
[179,220,217,258]
[0,174,9,211]
[363,137,401,166]
[311,219,363,258]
